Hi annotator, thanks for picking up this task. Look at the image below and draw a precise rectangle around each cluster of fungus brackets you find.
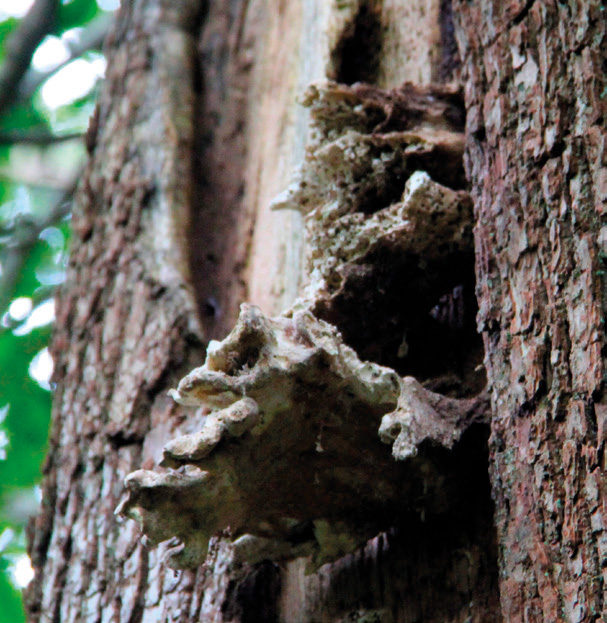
[116,82,488,571]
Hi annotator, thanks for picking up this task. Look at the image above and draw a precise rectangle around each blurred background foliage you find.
[0,0,116,620]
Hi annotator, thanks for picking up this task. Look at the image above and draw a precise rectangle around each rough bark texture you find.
[22,0,517,622]
[453,1,607,621]
[25,1,210,621]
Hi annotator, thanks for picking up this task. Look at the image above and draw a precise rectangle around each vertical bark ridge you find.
[453,1,607,620]
[25,1,209,621]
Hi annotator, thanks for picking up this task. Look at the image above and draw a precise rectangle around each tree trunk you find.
[453,1,607,621]
[25,1,208,621]
[24,0,606,622]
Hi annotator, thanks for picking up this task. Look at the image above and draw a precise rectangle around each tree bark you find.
[453,1,607,621]
[24,1,209,620]
[26,0,607,622]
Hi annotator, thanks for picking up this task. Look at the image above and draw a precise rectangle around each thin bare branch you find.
[0,167,79,315]
[0,0,58,116]
[18,12,112,102]
[0,130,83,146]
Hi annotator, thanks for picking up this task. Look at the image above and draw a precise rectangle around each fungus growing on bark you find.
[117,305,487,570]
[117,81,487,570]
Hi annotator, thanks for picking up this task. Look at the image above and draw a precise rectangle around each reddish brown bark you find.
[28,0,607,622]
[25,0,501,620]
[453,1,607,620]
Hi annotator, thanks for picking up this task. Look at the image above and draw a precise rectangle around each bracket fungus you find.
[117,305,488,570]
[117,81,488,570]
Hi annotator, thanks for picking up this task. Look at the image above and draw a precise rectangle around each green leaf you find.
[0,565,25,623]
[57,0,102,34]
[0,103,50,135]
[0,18,19,64]
[0,329,52,491]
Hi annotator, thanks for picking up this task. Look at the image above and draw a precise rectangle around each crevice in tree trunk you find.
[437,0,461,82]
[222,560,282,623]
[188,0,258,341]
[271,424,500,623]
[330,1,383,86]
[313,249,484,398]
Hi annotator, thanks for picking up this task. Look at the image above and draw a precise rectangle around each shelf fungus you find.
[117,306,488,570]
[117,81,488,571]
[271,82,481,389]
